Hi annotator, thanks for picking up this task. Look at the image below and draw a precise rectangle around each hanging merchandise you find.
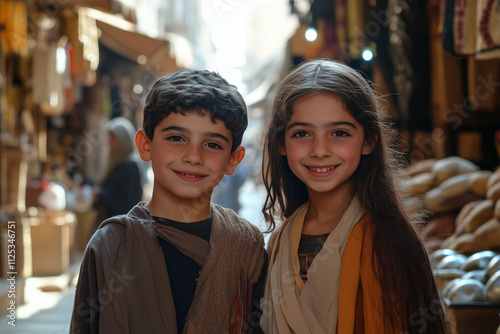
[374,0,432,133]
[0,0,28,56]
[442,0,500,60]
[346,0,365,60]
[32,33,67,116]
[64,7,99,86]
[442,0,477,56]
[64,42,74,112]
[477,0,500,60]
[0,50,6,134]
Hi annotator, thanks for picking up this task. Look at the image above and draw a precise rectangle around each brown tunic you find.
[70,202,265,334]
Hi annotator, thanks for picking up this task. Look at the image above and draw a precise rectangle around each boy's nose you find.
[182,144,203,165]
[310,137,332,158]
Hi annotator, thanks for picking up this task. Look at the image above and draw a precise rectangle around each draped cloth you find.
[261,197,364,334]
[261,196,397,333]
[70,202,265,334]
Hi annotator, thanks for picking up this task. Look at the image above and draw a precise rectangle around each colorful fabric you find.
[0,0,28,55]
[298,233,329,281]
[232,270,253,334]
[442,0,500,59]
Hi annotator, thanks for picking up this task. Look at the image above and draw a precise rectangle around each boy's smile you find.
[136,111,244,221]
[173,169,208,181]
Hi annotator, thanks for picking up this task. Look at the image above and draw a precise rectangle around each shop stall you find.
[286,0,500,333]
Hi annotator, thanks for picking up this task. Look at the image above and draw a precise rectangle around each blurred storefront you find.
[279,2,500,333]
[0,0,199,316]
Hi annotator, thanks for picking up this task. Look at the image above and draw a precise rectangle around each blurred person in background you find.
[212,137,260,213]
[92,117,145,230]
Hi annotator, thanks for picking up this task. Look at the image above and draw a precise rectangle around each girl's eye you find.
[206,142,222,150]
[167,135,184,142]
[332,130,349,137]
[292,130,309,138]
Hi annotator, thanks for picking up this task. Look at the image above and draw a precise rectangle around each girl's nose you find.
[310,137,332,158]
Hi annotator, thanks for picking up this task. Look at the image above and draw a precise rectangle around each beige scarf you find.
[261,197,363,334]
[71,202,264,334]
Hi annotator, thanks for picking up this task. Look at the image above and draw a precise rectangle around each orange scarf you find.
[337,215,398,333]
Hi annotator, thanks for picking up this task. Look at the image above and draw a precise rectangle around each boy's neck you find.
[146,196,212,223]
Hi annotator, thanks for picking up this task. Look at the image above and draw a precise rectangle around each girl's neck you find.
[302,188,354,235]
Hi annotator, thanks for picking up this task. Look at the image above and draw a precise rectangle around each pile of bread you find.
[404,156,500,254]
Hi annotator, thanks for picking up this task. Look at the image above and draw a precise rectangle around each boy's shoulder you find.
[87,215,129,249]
[87,211,149,254]
[211,204,264,243]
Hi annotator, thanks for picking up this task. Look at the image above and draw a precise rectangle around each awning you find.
[84,7,193,74]
[65,0,112,12]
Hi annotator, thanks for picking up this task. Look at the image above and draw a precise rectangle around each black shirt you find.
[153,216,212,334]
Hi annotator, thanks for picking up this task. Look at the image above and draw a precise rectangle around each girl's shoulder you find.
[267,229,281,254]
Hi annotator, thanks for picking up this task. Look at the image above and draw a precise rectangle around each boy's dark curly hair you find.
[142,69,248,152]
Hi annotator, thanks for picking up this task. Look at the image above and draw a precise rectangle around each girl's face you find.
[280,92,373,199]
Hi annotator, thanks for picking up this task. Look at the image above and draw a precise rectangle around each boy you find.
[70,69,267,334]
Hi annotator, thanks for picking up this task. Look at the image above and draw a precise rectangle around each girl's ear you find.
[361,135,377,155]
[279,145,287,156]
[225,146,245,176]
[135,129,152,162]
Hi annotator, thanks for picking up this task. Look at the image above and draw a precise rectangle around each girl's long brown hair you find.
[262,59,450,333]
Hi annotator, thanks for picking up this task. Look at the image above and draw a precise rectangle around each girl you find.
[260,60,449,334]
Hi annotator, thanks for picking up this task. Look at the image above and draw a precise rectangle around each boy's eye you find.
[167,135,184,142]
[292,130,309,138]
[206,142,222,149]
[332,130,349,137]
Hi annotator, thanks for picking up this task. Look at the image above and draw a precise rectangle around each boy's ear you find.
[361,135,378,155]
[225,146,245,176]
[135,129,152,162]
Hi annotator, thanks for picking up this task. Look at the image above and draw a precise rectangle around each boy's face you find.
[136,112,245,204]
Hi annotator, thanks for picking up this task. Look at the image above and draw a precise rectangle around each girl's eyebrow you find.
[287,121,357,130]
[160,126,230,143]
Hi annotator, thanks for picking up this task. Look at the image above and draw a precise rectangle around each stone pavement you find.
[0,180,269,334]
[0,262,80,334]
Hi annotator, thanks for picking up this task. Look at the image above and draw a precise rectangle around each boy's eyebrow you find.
[206,132,230,144]
[287,121,357,130]
[161,126,230,143]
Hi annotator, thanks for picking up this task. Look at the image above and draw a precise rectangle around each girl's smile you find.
[305,164,339,177]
